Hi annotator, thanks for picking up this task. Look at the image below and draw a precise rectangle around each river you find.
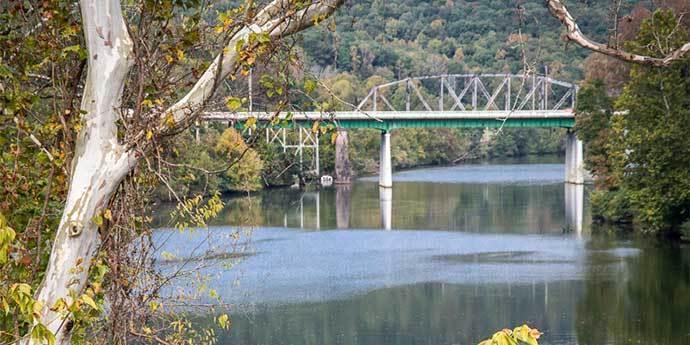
[154,156,690,345]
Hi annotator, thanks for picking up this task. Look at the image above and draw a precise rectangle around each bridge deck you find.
[202,110,575,130]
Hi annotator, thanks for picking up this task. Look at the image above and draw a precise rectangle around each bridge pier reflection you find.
[335,185,391,230]
[379,187,393,230]
[297,192,320,229]
[564,183,584,234]
[335,185,351,229]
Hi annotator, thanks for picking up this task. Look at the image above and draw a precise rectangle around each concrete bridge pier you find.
[334,128,352,184]
[565,130,585,184]
[379,131,393,188]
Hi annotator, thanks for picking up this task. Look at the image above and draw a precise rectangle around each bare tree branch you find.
[159,0,344,134]
[546,0,690,67]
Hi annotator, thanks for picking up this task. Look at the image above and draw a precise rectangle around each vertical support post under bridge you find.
[565,130,585,184]
[379,131,393,188]
[335,128,351,184]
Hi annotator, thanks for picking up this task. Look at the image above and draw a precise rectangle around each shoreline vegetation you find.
[156,125,568,198]
[574,10,690,241]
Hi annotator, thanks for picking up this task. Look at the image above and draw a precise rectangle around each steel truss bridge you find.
[204,73,578,128]
[200,73,586,185]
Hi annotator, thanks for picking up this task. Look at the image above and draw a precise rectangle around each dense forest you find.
[302,0,614,79]
[301,0,616,174]
[176,0,623,194]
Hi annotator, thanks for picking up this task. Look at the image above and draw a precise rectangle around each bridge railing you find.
[356,73,577,114]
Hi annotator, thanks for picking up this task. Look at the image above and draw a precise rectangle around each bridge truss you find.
[264,126,319,175]
[356,73,577,113]
[203,73,579,176]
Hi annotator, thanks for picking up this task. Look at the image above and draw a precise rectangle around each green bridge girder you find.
[330,117,574,130]
[234,117,574,131]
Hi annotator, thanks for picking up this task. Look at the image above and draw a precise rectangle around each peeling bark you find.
[546,0,689,67]
[31,1,135,343]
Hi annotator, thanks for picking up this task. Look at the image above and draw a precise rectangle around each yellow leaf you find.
[31,324,55,345]
[217,313,230,329]
[50,298,67,312]
[226,97,243,111]
[164,113,175,128]
[148,301,159,312]
[32,300,43,316]
[304,79,317,93]
[146,130,153,141]
[1,297,9,314]
[80,294,100,311]
[245,117,257,129]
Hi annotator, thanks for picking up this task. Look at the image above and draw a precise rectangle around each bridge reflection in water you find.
[287,181,584,234]
[564,183,584,235]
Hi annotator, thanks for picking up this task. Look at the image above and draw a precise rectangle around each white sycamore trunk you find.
[30,0,343,343]
[32,0,135,343]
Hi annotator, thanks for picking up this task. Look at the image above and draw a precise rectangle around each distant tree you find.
[216,129,264,192]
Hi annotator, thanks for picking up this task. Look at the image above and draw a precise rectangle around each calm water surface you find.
[155,157,690,345]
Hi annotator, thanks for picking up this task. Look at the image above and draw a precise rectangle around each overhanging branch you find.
[546,0,690,67]
[157,0,344,135]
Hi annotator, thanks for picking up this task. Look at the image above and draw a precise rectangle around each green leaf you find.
[234,39,245,53]
[61,45,86,59]
[304,79,317,93]
[256,33,271,44]
[31,323,55,345]
[93,214,103,227]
